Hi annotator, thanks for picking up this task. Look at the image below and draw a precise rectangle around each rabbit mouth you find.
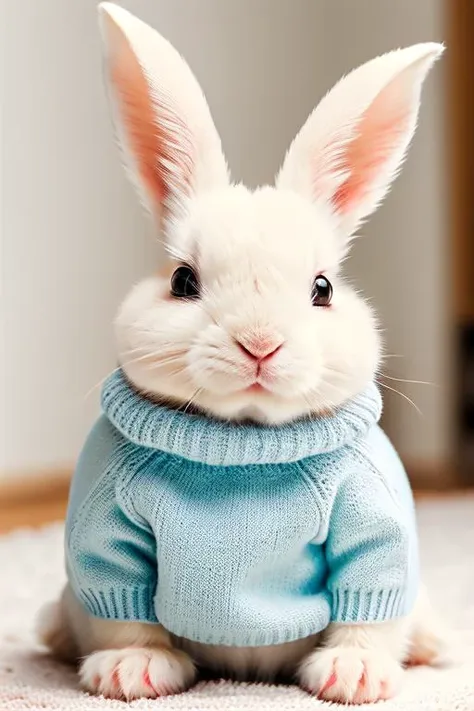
[245,383,268,394]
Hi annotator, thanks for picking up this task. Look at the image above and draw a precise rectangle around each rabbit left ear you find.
[276,43,444,241]
[98,3,229,235]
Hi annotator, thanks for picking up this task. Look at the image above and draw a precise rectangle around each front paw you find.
[298,646,403,704]
[80,647,196,699]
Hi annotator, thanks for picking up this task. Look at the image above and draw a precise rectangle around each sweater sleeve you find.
[65,416,158,622]
[325,458,417,624]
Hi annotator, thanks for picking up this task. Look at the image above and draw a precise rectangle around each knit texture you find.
[3,500,474,711]
[65,370,418,646]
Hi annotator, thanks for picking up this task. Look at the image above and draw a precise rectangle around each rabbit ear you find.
[276,43,444,241]
[98,3,229,234]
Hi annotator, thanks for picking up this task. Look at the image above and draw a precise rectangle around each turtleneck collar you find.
[101,370,382,467]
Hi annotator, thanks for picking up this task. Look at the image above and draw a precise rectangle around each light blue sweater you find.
[65,370,418,647]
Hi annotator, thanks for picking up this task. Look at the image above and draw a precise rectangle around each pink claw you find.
[318,671,338,697]
[143,665,160,696]
[111,669,120,689]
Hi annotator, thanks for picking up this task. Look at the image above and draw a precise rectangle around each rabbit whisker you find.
[376,381,422,416]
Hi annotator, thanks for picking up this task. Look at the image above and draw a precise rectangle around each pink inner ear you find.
[111,34,193,216]
[332,77,412,215]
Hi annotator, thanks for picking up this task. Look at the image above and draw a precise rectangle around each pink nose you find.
[236,338,283,362]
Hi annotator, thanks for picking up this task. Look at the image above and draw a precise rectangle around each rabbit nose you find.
[235,337,284,362]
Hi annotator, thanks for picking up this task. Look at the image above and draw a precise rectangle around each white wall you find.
[317,0,451,465]
[1,0,325,476]
[1,0,450,478]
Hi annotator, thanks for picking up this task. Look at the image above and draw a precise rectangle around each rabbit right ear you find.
[98,3,229,235]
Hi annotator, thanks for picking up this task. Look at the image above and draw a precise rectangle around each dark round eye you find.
[311,275,333,306]
[170,265,200,299]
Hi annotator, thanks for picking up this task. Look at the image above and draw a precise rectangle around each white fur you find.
[116,186,381,423]
[80,648,195,700]
[38,585,448,702]
[38,3,447,702]
[99,2,229,244]
[277,44,443,239]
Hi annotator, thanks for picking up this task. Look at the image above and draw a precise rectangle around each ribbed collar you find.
[101,370,382,466]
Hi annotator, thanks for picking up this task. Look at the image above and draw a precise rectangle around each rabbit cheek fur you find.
[37,3,448,704]
[115,188,381,425]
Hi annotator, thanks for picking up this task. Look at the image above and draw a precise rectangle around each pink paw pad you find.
[380,680,390,700]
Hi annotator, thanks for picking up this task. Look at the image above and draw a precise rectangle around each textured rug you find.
[0,497,473,711]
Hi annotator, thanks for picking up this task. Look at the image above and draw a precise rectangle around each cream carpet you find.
[1,497,473,711]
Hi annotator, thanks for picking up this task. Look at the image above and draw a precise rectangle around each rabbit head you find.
[99,2,443,424]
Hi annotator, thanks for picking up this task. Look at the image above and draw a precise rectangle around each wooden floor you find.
[0,472,70,534]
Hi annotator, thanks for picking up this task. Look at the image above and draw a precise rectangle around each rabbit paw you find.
[298,646,403,704]
[80,646,196,699]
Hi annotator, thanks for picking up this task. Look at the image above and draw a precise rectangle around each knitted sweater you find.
[65,370,419,647]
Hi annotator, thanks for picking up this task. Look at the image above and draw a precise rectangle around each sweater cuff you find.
[77,585,158,623]
[331,588,407,623]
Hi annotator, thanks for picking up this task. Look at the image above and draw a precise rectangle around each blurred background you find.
[1,0,473,529]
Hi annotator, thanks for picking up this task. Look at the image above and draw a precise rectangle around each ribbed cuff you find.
[78,585,158,623]
[332,588,406,622]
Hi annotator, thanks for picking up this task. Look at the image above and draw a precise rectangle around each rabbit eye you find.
[311,275,333,306]
[170,265,200,299]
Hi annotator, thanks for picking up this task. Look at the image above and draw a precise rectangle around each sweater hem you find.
[157,613,330,647]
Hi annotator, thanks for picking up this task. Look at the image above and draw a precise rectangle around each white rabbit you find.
[37,3,448,704]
